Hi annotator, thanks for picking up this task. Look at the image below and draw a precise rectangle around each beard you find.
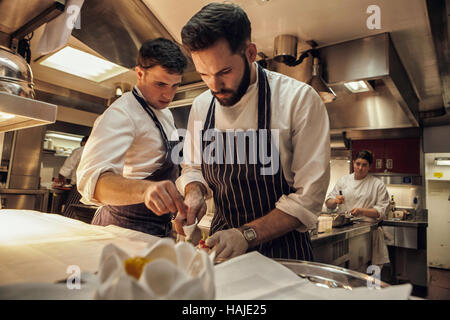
[211,56,251,107]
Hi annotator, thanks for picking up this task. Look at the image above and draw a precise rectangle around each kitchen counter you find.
[382,219,428,228]
[310,221,379,248]
[309,221,379,271]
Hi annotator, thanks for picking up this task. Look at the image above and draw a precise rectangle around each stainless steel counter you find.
[310,221,379,271]
[311,221,379,248]
[382,219,428,228]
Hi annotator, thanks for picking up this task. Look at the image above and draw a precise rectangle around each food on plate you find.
[124,256,153,279]
[197,232,210,251]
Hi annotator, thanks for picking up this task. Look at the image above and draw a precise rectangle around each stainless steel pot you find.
[276,259,390,290]
[0,46,35,98]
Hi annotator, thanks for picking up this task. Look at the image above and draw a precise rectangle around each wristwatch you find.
[238,225,257,245]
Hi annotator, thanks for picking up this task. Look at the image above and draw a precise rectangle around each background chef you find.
[325,150,391,268]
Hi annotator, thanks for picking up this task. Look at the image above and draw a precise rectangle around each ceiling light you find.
[435,158,450,166]
[40,46,129,82]
[344,80,371,93]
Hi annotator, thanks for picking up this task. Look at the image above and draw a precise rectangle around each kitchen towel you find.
[35,0,84,56]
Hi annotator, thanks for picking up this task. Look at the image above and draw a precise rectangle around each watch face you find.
[243,228,257,241]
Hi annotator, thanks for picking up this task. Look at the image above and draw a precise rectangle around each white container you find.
[318,215,333,233]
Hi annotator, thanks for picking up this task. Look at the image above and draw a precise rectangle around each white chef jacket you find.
[77,86,178,206]
[59,146,84,184]
[176,63,331,232]
[326,173,390,222]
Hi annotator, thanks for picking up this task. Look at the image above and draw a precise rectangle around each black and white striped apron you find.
[91,88,179,237]
[201,64,313,261]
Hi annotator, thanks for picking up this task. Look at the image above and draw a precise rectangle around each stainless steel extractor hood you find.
[0,91,57,132]
[0,45,57,132]
[319,33,420,131]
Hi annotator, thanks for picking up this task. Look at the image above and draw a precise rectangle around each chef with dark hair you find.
[174,3,330,261]
[77,38,188,236]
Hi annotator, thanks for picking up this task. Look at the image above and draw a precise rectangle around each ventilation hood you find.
[319,33,420,132]
[0,92,57,132]
[0,46,57,132]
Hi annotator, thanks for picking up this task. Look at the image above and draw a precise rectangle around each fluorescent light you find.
[435,158,450,166]
[46,132,82,142]
[40,46,129,82]
[344,80,371,93]
[0,112,15,120]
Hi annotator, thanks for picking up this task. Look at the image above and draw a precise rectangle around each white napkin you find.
[94,238,215,300]
[36,0,85,56]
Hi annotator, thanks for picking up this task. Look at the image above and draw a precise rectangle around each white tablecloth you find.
[0,209,413,300]
[0,209,159,285]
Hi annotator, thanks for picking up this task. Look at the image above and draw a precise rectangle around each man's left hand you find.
[206,228,248,260]
[350,208,363,216]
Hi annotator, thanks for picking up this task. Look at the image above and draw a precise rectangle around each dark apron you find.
[91,88,179,237]
[201,64,314,261]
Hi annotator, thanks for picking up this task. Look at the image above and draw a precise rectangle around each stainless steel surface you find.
[0,92,57,132]
[311,221,379,248]
[320,33,420,129]
[0,79,35,98]
[276,259,389,289]
[0,188,49,211]
[71,0,190,70]
[0,0,57,35]
[34,79,108,115]
[273,35,297,62]
[0,46,34,84]
[0,45,35,98]
[422,0,449,126]
[325,80,414,131]
[8,126,45,190]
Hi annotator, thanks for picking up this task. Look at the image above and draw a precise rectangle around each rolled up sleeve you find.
[175,99,212,199]
[77,106,135,205]
[275,86,330,232]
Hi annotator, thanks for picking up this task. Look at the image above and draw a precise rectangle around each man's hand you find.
[349,208,362,216]
[173,182,207,236]
[143,180,187,216]
[206,228,248,260]
[335,195,345,204]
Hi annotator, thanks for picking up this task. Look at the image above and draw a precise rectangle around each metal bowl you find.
[0,46,34,98]
[0,78,35,98]
[276,259,390,290]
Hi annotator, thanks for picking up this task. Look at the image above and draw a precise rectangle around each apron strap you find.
[132,88,175,152]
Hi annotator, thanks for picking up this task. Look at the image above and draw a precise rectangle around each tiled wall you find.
[385,185,421,209]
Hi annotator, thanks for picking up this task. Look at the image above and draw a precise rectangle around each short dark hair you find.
[355,150,373,165]
[181,2,251,53]
[136,38,187,74]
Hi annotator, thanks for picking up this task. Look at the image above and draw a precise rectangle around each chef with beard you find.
[174,2,330,261]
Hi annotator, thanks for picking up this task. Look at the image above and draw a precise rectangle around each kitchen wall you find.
[385,185,421,209]
[424,125,450,153]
